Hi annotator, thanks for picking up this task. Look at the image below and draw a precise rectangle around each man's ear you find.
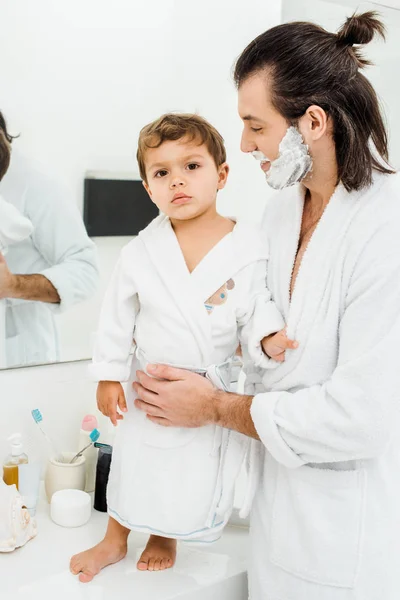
[299,104,329,142]
[217,162,229,191]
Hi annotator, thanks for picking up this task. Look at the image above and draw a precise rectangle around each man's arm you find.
[214,389,260,439]
[19,168,98,312]
[0,253,60,303]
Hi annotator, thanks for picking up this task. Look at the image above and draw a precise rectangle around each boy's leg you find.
[137,535,177,571]
[70,516,130,583]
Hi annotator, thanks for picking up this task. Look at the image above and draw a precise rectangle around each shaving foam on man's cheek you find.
[252,127,312,190]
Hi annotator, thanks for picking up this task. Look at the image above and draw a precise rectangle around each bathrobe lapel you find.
[273,185,305,321]
[287,183,365,334]
[139,216,270,366]
[267,179,385,381]
[190,220,270,305]
[139,215,213,365]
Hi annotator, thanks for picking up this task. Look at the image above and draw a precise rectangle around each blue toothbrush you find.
[31,408,62,461]
[70,428,100,464]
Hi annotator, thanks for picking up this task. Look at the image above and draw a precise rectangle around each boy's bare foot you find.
[70,539,127,582]
[137,535,177,571]
[70,517,130,583]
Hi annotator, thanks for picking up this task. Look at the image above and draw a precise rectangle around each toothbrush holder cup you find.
[45,452,86,502]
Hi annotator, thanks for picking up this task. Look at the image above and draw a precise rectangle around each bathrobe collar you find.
[139,215,269,365]
[270,176,386,354]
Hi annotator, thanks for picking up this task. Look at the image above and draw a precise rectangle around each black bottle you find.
[94,445,112,512]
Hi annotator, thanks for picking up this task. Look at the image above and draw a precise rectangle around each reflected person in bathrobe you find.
[0,112,99,368]
[0,131,33,368]
[133,12,400,600]
[70,113,299,581]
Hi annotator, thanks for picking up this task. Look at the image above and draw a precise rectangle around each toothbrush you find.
[70,428,100,464]
[94,442,112,450]
[31,408,62,461]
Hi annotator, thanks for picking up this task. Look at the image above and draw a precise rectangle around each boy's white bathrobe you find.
[89,215,284,540]
[247,172,400,600]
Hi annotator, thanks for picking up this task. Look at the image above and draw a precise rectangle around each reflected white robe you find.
[247,172,400,600]
[0,196,33,368]
[0,149,99,367]
[89,215,284,540]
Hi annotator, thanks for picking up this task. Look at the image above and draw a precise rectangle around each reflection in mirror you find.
[0,118,99,368]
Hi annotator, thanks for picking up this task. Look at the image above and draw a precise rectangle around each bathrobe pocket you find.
[270,464,366,588]
[142,419,199,448]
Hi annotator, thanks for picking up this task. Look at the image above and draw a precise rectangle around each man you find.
[131,14,400,600]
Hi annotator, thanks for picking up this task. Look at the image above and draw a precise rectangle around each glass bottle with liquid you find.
[3,433,28,489]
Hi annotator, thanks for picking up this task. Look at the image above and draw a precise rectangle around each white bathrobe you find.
[89,215,284,540]
[247,172,400,600]
[0,149,99,367]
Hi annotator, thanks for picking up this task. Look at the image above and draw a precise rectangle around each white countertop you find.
[1,488,249,600]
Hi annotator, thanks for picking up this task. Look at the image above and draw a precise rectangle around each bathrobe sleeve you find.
[88,244,139,382]
[25,171,99,313]
[251,219,400,468]
[0,195,33,252]
[236,259,285,370]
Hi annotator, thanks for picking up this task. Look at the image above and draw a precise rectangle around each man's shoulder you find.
[351,172,400,238]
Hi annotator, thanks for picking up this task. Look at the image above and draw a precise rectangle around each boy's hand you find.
[97,381,127,426]
[261,328,298,362]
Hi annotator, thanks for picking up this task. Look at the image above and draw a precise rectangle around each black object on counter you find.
[94,445,112,512]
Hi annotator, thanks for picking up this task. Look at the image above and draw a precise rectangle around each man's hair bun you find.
[336,11,385,47]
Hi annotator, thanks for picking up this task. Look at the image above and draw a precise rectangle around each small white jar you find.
[45,452,86,502]
[50,489,91,527]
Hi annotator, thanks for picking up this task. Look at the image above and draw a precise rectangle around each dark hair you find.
[137,113,226,183]
[234,12,395,191]
[0,111,15,181]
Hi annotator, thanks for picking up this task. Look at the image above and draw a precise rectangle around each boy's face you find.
[143,137,229,221]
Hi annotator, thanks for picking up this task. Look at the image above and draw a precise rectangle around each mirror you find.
[1,0,399,370]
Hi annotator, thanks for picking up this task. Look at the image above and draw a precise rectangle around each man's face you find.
[143,138,228,221]
[238,73,290,176]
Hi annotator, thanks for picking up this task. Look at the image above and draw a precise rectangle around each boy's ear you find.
[217,163,229,191]
[143,180,153,199]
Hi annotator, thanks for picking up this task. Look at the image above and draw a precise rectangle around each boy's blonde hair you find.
[137,113,226,183]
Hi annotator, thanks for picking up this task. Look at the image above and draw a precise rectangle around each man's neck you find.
[303,156,338,215]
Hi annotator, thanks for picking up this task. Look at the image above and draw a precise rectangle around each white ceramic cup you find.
[45,452,86,502]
